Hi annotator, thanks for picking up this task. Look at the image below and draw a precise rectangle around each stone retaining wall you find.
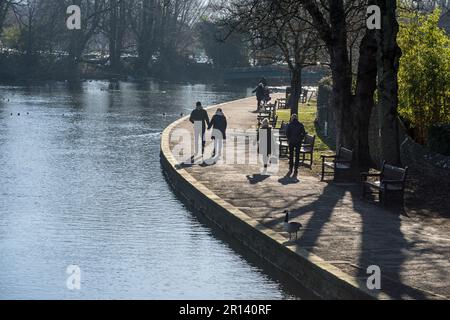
[401,137,450,181]
[160,102,382,300]
[316,84,336,144]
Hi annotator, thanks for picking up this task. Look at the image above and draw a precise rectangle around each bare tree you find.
[107,0,126,73]
[0,0,17,35]
[129,0,159,74]
[12,0,49,65]
[128,0,207,75]
[220,0,325,115]
[375,0,403,165]
[224,0,378,166]
[59,0,108,79]
[285,0,404,166]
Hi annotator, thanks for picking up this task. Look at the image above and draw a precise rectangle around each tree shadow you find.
[290,183,347,251]
[265,183,344,232]
[269,180,430,299]
[350,188,428,300]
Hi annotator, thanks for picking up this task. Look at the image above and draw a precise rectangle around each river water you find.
[0,81,309,300]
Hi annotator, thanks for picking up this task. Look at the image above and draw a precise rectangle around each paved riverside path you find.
[167,96,450,299]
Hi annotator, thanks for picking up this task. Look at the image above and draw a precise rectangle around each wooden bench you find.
[257,114,271,126]
[257,102,276,124]
[300,134,316,168]
[267,101,277,114]
[321,147,353,182]
[361,162,408,207]
[277,98,288,109]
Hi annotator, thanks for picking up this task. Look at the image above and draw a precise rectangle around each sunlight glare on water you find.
[0,81,307,300]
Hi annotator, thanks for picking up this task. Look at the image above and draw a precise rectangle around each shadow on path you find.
[350,188,427,299]
[267,181,429,299]
[278,175,300,185]
[246,174,270,185]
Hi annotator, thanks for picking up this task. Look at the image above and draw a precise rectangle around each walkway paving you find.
[167,96,450,299]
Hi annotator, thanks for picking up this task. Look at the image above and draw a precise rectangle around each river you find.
[0,81,310,300]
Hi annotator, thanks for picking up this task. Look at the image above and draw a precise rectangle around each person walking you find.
[285,114,306,176]
[263,85,271,104]
[252,83,265,111]
[260,77,268,87]
[208,108,227,158]
[189,101,210,158]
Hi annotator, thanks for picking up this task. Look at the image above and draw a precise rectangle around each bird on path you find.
[283,210,302,241]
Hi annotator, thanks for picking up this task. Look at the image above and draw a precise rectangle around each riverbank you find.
[160,96,450,300]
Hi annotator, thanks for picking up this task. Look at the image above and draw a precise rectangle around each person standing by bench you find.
[286,114,306,176]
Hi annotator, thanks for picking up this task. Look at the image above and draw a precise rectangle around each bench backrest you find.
[265,103,276,111]
[381,162,408,184]
[277,99,286,108]
[337,147,353,163]
[303,134,315,147]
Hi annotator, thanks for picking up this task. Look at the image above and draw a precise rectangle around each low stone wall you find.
[401,136,450,181]
[316,85,335,141]
[316,84,381,163]
[400,133,450,215]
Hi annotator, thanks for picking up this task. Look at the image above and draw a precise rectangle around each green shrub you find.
[398,9,450,144]
[428,124,450,156]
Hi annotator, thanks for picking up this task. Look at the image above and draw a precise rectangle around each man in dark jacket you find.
[190,101,210,157]
[252,83,265,111]
[285,114,306,174]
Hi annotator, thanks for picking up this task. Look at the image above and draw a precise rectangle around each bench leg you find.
[381,190,387,207]
[321,159,325,181]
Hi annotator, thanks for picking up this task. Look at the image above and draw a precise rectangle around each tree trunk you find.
[329,48,353,150]
[137,44,151,74]
[0,1,9,36]
[109,0,125,74]
[329,0,354,150]
[136,0,156,75]
[352,31,378,168]
[68,32,83,80]
[376,0,402,165]
[289,66,302,116]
